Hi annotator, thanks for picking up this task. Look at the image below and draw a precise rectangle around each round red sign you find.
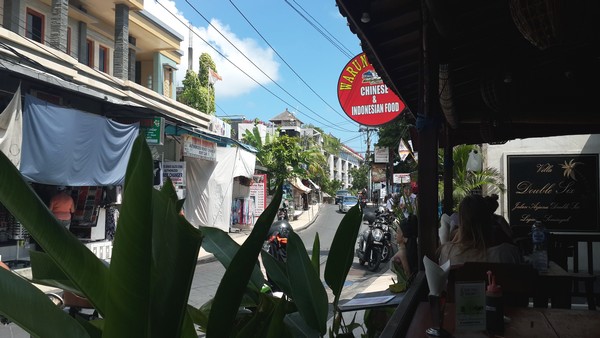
[337,53,405,126]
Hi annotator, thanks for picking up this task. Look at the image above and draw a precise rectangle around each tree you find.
[177,52,218,115]
[348,165,369,194]
[439,144,505,210]
[241,124,277,167]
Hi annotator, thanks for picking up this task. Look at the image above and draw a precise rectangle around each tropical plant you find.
[438,144,505,210]
[0,134,365,337]
[0,135,201,337]
[177,52,218,114]
[348,165,370,194]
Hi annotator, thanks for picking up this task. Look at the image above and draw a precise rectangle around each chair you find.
[548,233,598,310]
[448,262,536,307]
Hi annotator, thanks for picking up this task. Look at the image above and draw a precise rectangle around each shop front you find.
[0,89,139,265]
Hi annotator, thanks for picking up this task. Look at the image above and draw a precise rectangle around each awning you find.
[289,177,311,193]
[307,178,320,190]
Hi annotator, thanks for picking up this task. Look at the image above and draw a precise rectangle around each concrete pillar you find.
[49,0,68,53]
[3,0,21,33]
[77,21,88,65]
[113,4,129,80]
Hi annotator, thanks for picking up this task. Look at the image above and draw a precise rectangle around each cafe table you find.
[405,302,600,337]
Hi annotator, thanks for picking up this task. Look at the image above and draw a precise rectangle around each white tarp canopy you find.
[0,85,22,168]
[289,176,311,193]
[185,146,256,232]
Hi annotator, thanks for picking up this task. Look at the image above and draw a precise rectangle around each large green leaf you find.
[260,250,292,296]
[0,268,90,338]
[103,135,154,337]
[149,188,203,338]
[283,312,321,338]
[311,232,320,275]
[206,185,282,337]
[0,151,109,314]
[29,250,77,293]
[200,226,264,291]
[286,231,328,334]
[324,204,362,306]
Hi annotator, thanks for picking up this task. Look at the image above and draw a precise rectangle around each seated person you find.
[392,212,418,277]
[483,194,513,241]
[437,194,522,266]
[439,212,458,245]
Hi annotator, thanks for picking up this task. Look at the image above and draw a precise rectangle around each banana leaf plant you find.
[197,195,363,337]
[0,135,202,337]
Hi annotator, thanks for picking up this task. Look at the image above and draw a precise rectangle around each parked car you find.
[335,190,351,204]
[339,196,359,213]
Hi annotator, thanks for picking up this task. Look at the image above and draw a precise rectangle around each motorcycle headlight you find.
[372,228,384,242]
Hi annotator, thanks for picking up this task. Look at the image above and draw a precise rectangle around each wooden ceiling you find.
[336,0,600,145]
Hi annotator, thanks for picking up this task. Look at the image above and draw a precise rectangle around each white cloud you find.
[144,1,280,99]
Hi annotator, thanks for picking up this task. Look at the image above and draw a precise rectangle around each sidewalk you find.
[197,202,322,263]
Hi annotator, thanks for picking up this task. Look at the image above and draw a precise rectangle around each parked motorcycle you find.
[356,210,395,271]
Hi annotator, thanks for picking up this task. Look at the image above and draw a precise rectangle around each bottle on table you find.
[531,220,548,272]
[485,270,504,335]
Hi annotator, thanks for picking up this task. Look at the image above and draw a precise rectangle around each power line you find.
[285,0,355,58]
[227,0,354,124]
[180,0,355,133]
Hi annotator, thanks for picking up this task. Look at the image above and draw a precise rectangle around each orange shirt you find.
[50,192,75,221]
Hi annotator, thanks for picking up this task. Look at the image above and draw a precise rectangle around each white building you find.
[232,109,363,189]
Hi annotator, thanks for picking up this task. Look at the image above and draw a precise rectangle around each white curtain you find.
[184,147,256,231]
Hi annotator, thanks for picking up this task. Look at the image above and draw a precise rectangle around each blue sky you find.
[145,0,375,155]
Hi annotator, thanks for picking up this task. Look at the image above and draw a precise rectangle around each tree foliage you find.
[348,165,370,194]
[439,144,505,210]
[177,52,217,115]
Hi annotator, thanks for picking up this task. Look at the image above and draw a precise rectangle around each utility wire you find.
[286,0,355,58]
[228,0,354,125]
[181,0,355,133]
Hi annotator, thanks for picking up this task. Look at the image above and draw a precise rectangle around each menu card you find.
[455,282,486,331]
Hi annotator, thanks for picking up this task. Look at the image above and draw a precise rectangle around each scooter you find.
[263,220,292,291]
[356,213,394,272]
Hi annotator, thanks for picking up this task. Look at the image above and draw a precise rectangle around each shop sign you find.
[374,147,389,163]
[182,134,216,161]
[249,174,267,221]
[507,154,599,231]
[337,53,406,126]
[163,161,186,186]
[393,173,411,184]
[210,116,231,138]
[115,117,164,145]
[371,163,387,183]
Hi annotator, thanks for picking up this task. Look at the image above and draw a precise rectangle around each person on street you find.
[49,185,75,229]
[398,185,417,219]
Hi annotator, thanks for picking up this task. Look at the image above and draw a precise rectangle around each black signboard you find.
[507,154,599,231]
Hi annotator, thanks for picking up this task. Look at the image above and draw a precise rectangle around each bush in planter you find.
[0,134,364,337]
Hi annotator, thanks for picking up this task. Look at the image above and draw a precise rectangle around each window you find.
[26,8,45,43]
[66,27,71,56]
[99,45,109,73]
[86,39,94,68]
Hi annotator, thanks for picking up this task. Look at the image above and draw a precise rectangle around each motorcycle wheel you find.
[380,242,394,263]
[358,258,365,265]
[367,247,381,272]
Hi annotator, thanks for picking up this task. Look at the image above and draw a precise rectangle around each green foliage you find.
[199,200,364,337]
[348,165,370,192]
[176,52,217,115]
[0,135,202,337]
[261,135,311,182]
[438,144,505,210]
